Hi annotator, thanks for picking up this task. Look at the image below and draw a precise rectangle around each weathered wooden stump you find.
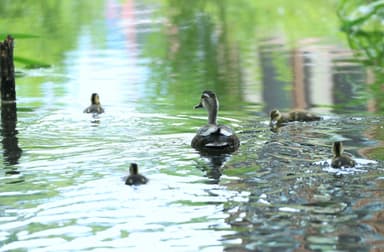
[0,35,16,102]
[0,35,21,165]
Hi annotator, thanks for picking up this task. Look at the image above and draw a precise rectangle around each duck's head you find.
[194,90,219,111]
[332,141,344,157]
[91,93,100,105]
[129,163,139,175]
[270,109,282,124]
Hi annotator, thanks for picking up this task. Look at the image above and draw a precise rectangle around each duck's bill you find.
[194,102,203,109]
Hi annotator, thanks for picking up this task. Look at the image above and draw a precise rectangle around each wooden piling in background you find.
[0,35,16,102]
[0,34,22,165]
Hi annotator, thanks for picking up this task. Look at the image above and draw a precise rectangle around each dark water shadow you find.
[1,102,22,175]
[195,151,232,183]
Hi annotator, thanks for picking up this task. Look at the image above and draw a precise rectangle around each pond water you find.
[1,0,384,251]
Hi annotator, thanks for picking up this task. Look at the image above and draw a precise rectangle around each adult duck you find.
[125,163,148,186]
[331,141,356,168]
[191,90,239,153]
[84,93,105,114]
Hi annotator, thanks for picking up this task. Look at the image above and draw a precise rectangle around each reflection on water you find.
[1,103,22,169]
[259,40,369,114]
[0,0,384,251]
[224,117,383,251]
[196,153,232,182]
[338,0,384,112]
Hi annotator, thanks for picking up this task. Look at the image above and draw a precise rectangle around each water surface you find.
[1,1,384,251]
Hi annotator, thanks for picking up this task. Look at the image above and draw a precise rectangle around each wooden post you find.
[0,35,22,166]
[0,35,16,102]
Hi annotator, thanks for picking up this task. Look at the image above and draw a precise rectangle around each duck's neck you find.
[92,96,100,105]
[333,142,343,157]
[207,101,218,125]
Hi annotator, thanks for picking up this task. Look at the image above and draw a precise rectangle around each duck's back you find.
[331,155,356,168]
[191,124,239,152]
[289,111,321,122]
[84,105,104,114]
[125,174,148,185]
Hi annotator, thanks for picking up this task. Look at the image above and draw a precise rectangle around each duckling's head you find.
[129,163,139,175]
[270,109,282,124]
[91,93,100,105]
[194,90,218,111]
[332,141,344,157]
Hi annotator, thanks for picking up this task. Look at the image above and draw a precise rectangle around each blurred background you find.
[2,0,383,114]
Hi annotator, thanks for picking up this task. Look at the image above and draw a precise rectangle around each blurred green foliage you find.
[338,0,384,111]
[0,0,105,69]
[143,0,343,111]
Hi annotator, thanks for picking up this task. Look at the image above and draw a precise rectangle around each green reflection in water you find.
[337,0,384,158]
[0,0,105,68]
[141,0,345,114]
[338,0,384,112]
[0,1,383,251]
[0,0,105,108]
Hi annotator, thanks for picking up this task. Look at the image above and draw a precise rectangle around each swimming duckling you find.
[331,141,356,168]
[125,163,148,186]
[83,93,104,114]
[270,109,321,126]
[191,90,240,153]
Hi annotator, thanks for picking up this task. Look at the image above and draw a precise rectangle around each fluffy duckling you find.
[270,109,321,126]
[84,93,104,114]
[331,141,356,168]
[191,90,240,153]
[125,163,148,186]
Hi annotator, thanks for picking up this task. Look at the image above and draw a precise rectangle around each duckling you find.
[83,93,104,114]
[331,141,356,168]
[125,163,148,186]
[270,109,321,126]
[191,90,240,153]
